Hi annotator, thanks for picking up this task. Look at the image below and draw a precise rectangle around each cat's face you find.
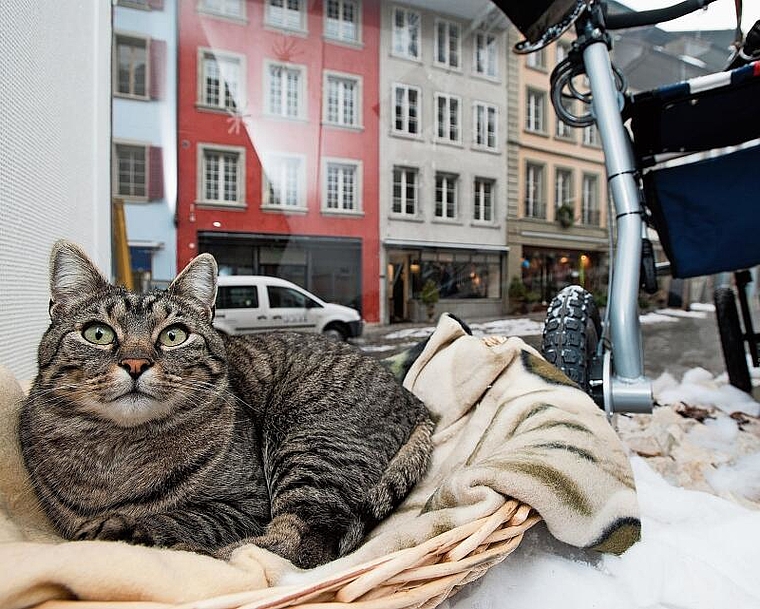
[35,241,226,427]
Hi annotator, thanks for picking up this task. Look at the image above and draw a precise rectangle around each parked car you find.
[214,275,363,341]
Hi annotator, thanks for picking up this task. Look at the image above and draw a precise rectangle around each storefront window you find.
[521,248,605,304]
[411,250,501,300]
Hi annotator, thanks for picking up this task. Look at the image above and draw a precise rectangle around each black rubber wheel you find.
[541,285,602,393]
[714,287,752,393]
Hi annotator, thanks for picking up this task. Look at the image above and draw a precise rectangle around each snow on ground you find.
[381,307,710,343]
[443,365,760,609]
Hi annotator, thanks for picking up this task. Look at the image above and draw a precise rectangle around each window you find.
[265,0,306,31]
[474,31,497,78]
[555,168,573,210]
[267,286,312,308]
[555,97,575,140]
[416,251,501,299]
[434,19,460,69]
[556,41,571,64]
[525,88,546,133]
[525,162,545,219]
[199,145,244,206]
[435,173,457,220]
[324,73,360,127]
[473,178,494,222]
[216,286,259,309]
[264,155,304,209]
[115,35,147,98]
[582,174,600,225]
[392,84,420,135]
[267,62,304,118]
[392,7,420,60]
[324,160,360,212]
[118,0,150,8]
[474,102,497,150]
[198,0,244,19]
[115,144,146,198]
[325,0,359,43]
[526,48,545,69]
[583,123,600,146]
[199,50,242,111]
[392,166,418,216]
[435,93,460,143]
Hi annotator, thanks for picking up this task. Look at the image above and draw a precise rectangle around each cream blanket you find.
[0,314,639,608]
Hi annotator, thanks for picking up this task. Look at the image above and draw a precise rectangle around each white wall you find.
[0,0,112,380]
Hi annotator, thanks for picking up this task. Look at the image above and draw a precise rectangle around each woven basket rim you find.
[33,500,540,609]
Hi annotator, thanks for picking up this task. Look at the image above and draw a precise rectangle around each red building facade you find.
[177,0,380,321]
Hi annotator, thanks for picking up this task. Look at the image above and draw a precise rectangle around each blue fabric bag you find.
[643,144,760,278]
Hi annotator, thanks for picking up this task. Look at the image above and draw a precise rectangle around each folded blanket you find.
[0,314,639,608]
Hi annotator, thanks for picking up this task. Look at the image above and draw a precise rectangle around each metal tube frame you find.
[579,21,653,414]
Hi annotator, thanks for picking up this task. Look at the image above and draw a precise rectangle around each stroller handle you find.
[605,0,718,30]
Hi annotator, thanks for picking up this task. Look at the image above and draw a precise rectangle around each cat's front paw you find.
[73,514,156,546]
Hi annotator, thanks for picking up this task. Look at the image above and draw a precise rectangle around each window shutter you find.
[148,146,164,200]
[149,39,166,100]
[148,0,164,10]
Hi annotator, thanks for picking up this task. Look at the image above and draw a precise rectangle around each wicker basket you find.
[33,500,540,609]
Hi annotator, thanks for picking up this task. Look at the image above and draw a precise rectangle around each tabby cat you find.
[19,241,434,568]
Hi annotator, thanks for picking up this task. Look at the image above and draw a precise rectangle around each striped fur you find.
[19,242,433,569]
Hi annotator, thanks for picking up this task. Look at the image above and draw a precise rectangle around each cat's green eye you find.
[158,325,188,347]
[82,323,115,346]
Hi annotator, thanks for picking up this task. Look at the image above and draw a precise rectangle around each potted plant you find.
[420,279,440,321]
[557,203,574,228]
[508,276,528,314]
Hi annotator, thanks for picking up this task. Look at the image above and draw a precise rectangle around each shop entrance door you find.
[388,256,408,323]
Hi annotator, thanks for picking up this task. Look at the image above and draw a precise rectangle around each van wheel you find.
[322,325,347,341]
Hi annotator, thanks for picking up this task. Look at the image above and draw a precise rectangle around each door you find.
[214,284,269,334]
[265,284,319,332]
[388,255,408,323]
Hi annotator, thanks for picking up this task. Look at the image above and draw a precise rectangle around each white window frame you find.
[434,93,461,144]
[583,123,600,147]
[473,30,498,78]
[526,47,546,70]
[556,41,571,65]
[392,83,421,137]
[581,173,600,225]
[324,0,361,44]
[323,70,362,128]
[555,168,573,210]
[473,177,495,223]
[434,18,460,70]
[391,6,420,61]
[434,172,458,220]
[525,162,545,219]
[555,97,575,140]
[322,158,362,214]
[113,141,148,200]
[392,166,419,217]
[114,33,149,100]
[265,60,306,120]
[265,0,306,33]
[197,48,245,111]
[262,154,306,211]
[197,143,246,207]
[525,88,546,133]
[473,101,498,151]
[197,0,246,21]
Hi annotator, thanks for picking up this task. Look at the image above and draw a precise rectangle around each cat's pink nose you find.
[119,358,153,379]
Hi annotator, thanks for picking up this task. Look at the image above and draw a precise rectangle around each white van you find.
[214,275,363,341]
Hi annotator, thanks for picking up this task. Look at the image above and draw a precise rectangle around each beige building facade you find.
[505,27,610,308]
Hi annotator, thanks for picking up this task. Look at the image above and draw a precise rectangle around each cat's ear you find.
[169,254,218,318]
[49,240,110,319]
